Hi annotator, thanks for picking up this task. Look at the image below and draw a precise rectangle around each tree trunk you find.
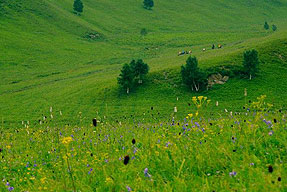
[249,74,252,80]
[193,80,199,91]
[127,87,129,94]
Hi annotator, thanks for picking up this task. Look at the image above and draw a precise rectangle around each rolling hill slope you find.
[0,0,287,127]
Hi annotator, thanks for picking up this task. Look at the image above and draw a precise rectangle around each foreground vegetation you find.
[1,0,287,127]
[1,96,286,191]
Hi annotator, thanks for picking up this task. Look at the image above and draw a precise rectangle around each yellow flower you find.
[198,96,204,102]
[192,96,197,104]
[61,137,73,145]
[188,113,193,118]
[40,177,46,184]
[6,145,11,149]
[105,177,113,183]
[207,100,211,104]
[195,111,199,116]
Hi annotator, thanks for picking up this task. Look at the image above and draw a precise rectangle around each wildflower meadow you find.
[1,96,287,191]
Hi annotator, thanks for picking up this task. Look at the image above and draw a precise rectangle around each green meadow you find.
[1,0,287,191]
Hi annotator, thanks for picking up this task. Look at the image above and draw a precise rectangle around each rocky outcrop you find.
[208,73,229,88]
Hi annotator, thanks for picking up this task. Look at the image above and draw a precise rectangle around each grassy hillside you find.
[1,0,287,128]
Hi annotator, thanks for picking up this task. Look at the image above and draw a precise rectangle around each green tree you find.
[73,0,84,14]
[243,49,259,80]
[143,0,154,10]
[264,21,269,30]
[181,56,207,91]
[130,59,149,84]
[118,63,134,94]
[272,24,277,31]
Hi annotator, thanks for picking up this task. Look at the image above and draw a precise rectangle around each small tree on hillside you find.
[264,21,269,30]
[243,49,259,80]
[181,56,207,91]
[143,0,154,10]
[73,0,84,14]
[272,24,277,32]
[130,59,149,84]
[118,63,134,94]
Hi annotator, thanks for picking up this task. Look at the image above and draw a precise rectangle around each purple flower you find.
[133,148,137,154]
[195,122,200,127]
[231,136,237,143]
[263,119,272,127]
[229,171,237,177]
[8,187,14,191]
[88,168,93,174]
[250,163,254,166]
[268,131,274,136]
[126,185,132,192]
[144,168,151,178]
[165,142,171,147]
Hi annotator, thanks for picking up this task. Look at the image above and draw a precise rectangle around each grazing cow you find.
[212,44,215,49]
[188,50,192,54]
[178,50,185,56]
[202,48,206,52]
[218,44,222,48]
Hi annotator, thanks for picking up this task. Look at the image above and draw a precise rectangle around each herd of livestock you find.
[178,44,222,56]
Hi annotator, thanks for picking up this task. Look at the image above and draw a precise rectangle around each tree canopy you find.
[243,49,259,80]
[73,0,84,14]
[181,56,207,91]
[143,0,154,10]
